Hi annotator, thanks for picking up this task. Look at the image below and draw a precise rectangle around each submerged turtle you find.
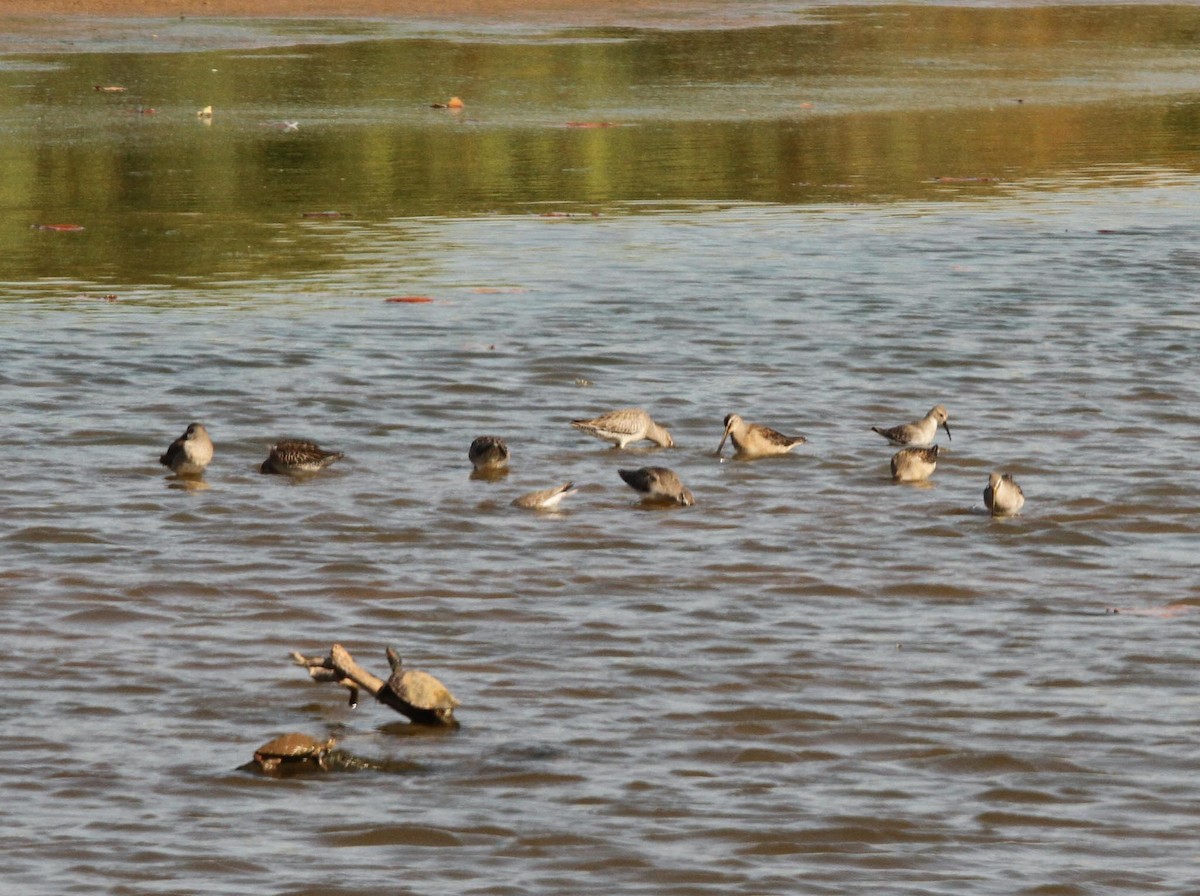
[383,647,460,726]
[252,733,336,774]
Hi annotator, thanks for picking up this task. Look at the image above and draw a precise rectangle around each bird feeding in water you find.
[468,435,510,476]
[984,471,1025,516]
[618,466,694,506]
[571,408,674,449]
[890,445,940,482]
[260,439,344,476]
[871,405,951,447]
[512,481,578,510]
[716,413,806,459]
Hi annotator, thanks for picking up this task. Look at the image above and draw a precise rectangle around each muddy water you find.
[2,5,1200,895]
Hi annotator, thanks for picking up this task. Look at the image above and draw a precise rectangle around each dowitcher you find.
[618,466,694,506]
[871,404,951,446]
[890,445,940,482]
[984,471,1025,516]
[717,413,806,458]
[260,439,344,475]
[159,422,213,477]
[571,408,674,449]
[512,481,578,510]
[468,436,510,473]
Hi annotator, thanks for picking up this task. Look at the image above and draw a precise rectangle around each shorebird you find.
[984,472,1025,516]
[717,413,806,459]
[571,408,674,449]
[618,466,694,506]
[159,422,213,477]
[871,404,951,446]
[468,436,510,473]
[512,481,578,510]
[891,445,940,482]
[260,439,344,476]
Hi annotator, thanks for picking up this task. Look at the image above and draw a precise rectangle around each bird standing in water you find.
[871,405,951,447]
[159,422,214,477]
[716,413,806,459]
[571,408,674,449]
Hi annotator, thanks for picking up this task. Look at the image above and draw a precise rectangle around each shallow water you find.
[2,5,1200,895]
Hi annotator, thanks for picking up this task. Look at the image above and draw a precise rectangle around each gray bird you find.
[984,471,1025,516]
[512,481,578,510]
[159,422,214,477]
[872,404,951,446]
[618,466,694,506]
[468,435,510,473]
[891,445,940,482]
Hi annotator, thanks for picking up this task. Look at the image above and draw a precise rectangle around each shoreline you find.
[0,0,616,15]
[0,0,754,23]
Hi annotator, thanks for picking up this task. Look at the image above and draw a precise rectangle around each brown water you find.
[2,5,1200,895]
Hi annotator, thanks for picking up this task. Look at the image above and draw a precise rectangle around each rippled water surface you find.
[3,5,1200,895]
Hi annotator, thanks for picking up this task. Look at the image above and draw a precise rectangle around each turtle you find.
[252,733,336,773]
[383,647,460,726]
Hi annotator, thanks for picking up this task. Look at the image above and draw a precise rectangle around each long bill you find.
[715,422,733,456]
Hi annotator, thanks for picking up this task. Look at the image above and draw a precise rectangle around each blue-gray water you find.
[2,5,1199,895]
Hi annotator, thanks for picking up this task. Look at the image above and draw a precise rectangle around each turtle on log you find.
[291,643,461,727]
[383,646,460,726]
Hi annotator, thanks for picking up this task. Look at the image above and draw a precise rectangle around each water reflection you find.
[2,4,1200,287]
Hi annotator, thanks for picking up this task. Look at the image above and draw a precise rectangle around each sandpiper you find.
[717,413,806,458]
[512,481,579,510]
[468,436,510,473]
[891,445,940,482]
[260,439,344,476]
[618,466,694,506]
[159,422,213,477]
[984,472,1025,516]
[871,404,951,446]
[571,408,674,449]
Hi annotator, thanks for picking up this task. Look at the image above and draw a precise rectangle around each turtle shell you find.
[255,732,332,760]
[388,668,460,711]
